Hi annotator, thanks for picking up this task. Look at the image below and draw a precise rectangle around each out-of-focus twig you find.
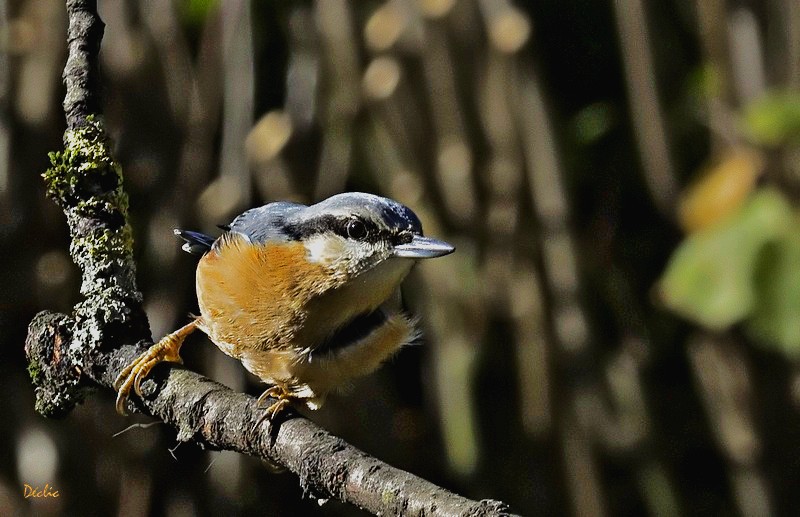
[515,62,606,514]
[727,8,766,105]
[688,334,772,517]
[313,0,359,200]
[419,6,477,226]
[612,0,678,217]
[478,7,551,440]
[15,0,65,128]
[561,414,605,517]
[199,0,254,225]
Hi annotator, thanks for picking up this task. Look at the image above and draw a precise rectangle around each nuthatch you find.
[115,192,454,420]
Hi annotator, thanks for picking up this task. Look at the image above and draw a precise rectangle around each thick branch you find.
[24,2,515,516]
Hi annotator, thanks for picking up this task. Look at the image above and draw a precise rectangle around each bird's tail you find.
[174,229,215,255]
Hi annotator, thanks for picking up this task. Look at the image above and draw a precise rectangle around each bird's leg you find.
[253,385,294,428]
[115,319,199,415]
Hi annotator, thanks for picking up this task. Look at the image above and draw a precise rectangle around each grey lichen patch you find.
[68,218,137,296]
[71,287,142,360]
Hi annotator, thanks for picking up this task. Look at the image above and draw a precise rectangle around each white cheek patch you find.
[303,234,350,264]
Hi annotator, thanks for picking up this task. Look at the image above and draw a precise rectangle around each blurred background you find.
[2,0,800,515]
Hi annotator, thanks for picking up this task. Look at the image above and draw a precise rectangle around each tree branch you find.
[24,1,515,515]
[63,0,104,129]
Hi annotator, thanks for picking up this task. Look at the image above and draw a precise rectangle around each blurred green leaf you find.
[748,226,800,357]
[573,102,615,145]
[688,63,723,101]
[659,188,792,329]
[181,0,219,27]
[742,90,800,147]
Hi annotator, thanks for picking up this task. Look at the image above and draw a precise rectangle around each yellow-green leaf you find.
[659,188,792,329]
[742,90,800,147]
[747,226,800,357]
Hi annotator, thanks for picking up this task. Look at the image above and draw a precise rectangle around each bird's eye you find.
[346,219,368,240]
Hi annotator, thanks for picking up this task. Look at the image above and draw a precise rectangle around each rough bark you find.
[24,1,515,515]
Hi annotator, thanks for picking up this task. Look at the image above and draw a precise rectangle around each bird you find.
[114,192,454,421]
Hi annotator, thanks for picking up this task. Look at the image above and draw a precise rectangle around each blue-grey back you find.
[228,201,305,244]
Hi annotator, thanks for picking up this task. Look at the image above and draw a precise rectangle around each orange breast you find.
[195,235,339,357]
[194,234,415,399]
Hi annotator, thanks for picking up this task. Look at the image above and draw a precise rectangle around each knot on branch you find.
[25,311,92,418]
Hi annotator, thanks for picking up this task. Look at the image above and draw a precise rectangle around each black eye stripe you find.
[284,215,388,243]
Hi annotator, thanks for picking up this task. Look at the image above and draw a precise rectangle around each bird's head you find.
[284,192,453,278]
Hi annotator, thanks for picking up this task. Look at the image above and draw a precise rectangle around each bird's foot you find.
[115,320,197,415]
[254,385,294,428]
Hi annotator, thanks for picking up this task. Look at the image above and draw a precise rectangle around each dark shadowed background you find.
[3,0,800,515]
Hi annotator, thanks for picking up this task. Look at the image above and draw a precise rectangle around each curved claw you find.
[133,362,152,397]
[253,385,294,430]
[116,387,131,416]
[256,386,284,407]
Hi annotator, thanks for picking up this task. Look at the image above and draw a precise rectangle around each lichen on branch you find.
[43,116,137,297]
[29,116,151,416]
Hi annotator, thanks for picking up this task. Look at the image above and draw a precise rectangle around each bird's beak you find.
[393,235,455,259]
